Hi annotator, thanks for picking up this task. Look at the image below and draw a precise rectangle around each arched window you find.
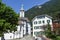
[39,21,41,24]
[47,20,50,23]
[42,20,45,23]
[34,21,37,24]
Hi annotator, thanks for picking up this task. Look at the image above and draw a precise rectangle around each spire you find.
[20,4,24,10]
[20,4,25,18]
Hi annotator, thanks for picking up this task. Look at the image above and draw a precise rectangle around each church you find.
[3,5,31,40]
[16,4,31,38]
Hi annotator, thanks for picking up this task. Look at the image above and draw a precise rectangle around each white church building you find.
[3,5,31,40]
[32,14,53,39]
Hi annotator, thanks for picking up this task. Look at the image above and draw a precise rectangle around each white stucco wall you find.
[33,17,52,26]
[20,11,24,17]
[17,26,20,31]
[0,37,1,40]
[23,21,26,35]
[20,26,24,38]
[4,33,13,40]
[32,16,53,37]
[27,23,31,34]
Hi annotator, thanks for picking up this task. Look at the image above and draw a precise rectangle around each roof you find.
[19,17,30,22]
[18,17,30,25]
[53,20,60,23]
[36,14,52,18]
[32,14,52,21]
[18,21,24,25]
[53,23,60,31]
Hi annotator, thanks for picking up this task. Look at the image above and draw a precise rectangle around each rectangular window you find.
[39,21,41,24]
[34,32,37,35]
[47,20,50,23]
[34,26,40,29]
[34,22,35,24]
[34,21,37,24]
[34,31,44,36]
[34,26,45,29]
[42,20,45,23]
[34,32,40,36]
[39,31,45,35]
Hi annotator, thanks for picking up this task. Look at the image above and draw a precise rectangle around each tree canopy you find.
[0,0,2,3]
[0,1,18,36]
[45,23,60,40]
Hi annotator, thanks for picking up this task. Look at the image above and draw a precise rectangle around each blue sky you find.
[2,0,49,13]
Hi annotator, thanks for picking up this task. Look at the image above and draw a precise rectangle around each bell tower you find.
[20,4,25,18]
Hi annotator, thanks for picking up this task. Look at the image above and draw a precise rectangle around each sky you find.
[2,0,49,13]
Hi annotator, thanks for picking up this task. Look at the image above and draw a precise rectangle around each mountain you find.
[25,0,60,21]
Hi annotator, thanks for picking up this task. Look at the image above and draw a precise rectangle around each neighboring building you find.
[32,15,53,39]
[4,4,31,40]
[53,20,60,35]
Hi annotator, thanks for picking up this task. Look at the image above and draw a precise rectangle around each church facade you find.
[17,4,31,38]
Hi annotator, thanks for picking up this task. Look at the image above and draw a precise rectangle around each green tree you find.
[0,2,18,36]
[0,0,2,3]
[45,23,56,40]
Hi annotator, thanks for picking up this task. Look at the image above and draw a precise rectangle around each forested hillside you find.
[25,0,60,21]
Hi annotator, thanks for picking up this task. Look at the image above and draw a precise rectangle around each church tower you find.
[20,4,25,18]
